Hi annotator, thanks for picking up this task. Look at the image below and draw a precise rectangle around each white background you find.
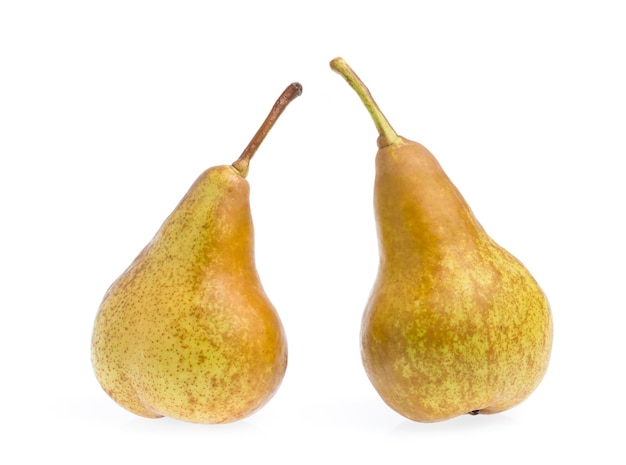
[1,1,624,463]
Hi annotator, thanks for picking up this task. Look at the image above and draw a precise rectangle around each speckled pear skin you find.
[329,57,552,422]
[362,137,553,422]
[91,165,287,423]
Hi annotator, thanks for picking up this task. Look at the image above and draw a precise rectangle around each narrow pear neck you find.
[151,167,255,266]
[374,142,487,264]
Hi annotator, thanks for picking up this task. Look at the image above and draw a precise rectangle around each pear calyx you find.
[330,57,399,148]
[232,82,303,177]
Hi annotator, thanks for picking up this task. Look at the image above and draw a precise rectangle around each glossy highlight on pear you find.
[91,82,302,424]
[331,57,553,423]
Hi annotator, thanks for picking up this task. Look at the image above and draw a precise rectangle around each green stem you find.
[330,57,399,147]
[232,82,303,177]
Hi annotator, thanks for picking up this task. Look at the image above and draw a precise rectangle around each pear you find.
[91,83,302,424]
[330,58,552,422]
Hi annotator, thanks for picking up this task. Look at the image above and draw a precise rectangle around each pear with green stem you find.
[331,57,552,422]
[91,82,302,424]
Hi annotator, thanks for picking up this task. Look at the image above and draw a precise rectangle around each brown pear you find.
[91,83,302,423]
[331,57,552,422]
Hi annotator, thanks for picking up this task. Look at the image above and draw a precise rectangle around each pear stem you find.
[330,57,399,147]
[232,82,303,178]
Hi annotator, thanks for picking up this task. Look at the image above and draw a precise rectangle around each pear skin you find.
[331,58,552,422]
[91,83,302,423]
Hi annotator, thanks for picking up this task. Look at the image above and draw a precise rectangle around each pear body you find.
[362,138,552,422]
[91,165,287,423]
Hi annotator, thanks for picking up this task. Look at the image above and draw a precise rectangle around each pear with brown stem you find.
[331,57,552,422]
[91,83,302,423]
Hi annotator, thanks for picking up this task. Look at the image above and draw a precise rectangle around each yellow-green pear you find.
[331,57,552,422]
[91,83,302,424]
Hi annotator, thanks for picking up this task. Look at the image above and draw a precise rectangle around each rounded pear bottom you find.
[97,338,288,424]
[360,276,552,423]
[148,368,287,424]
[363,363,531,423]
[360,204,553,423]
